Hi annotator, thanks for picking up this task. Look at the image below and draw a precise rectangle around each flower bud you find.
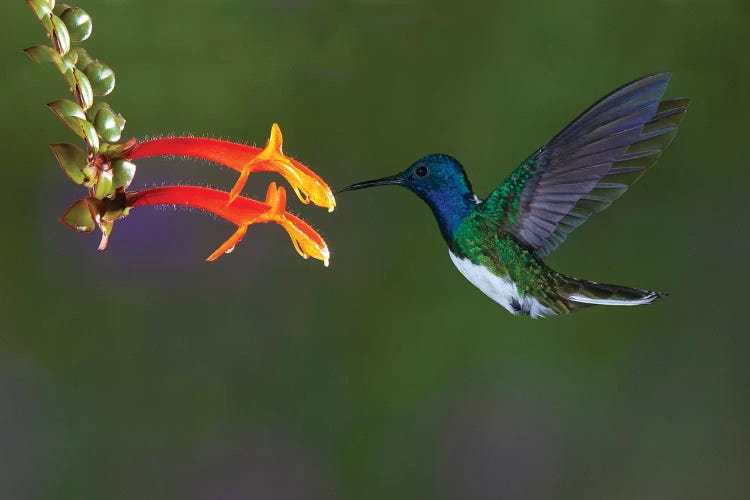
[93,107,121,142]
[88,103,127,135]
[114,113,126,132]
[94,169,113,199]
[86,102,110,118]
[61,67,76,88]
[24,45,66,73]
[83,61,115,96]
[111,159,136,190]
[72,67,94,109]
[61,51,78,72]
[60,198,96,232]
[50,142,87,184]
[25,0,52,20]
[49,14,70,54]
[47,99,86,135]
[59,6,92,42]
[51,2,68,14]
[70,47,93,69]
[71,116,100,151]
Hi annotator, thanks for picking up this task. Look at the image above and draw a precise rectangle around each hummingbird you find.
[341,73,689,318]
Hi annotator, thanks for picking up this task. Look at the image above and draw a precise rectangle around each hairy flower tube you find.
[61,183,330,266]
[129,123,336,211]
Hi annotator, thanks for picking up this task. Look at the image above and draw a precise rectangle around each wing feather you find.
[479,73,689,257]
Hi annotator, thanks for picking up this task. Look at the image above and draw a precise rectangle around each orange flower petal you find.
[261,181,287,220]
[236,123,337,211]
[227,166,251,206]
[206,225,248,262]
[279,218,330,267]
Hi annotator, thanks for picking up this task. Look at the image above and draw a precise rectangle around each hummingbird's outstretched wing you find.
[479,72,689,258]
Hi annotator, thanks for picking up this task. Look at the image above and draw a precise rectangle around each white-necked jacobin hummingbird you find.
[342,73,689,318]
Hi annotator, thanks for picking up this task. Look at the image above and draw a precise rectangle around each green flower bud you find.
[61,67,76,88]
[50,142,87,184]
[40,13,54,34]
[86,101,111,118]
[87,103,126,135]
[47,99,86,136]
[99,138,136,160]
[49,14,70,54]
[24,45,65,73]
[60,7,92,42]
[71,116,100,151]
[60,198,96,232]
[83,61,116,96]
[70,47,92,69]
[111,159,136,190]
[72,67,93,109]
[113,112,126,132]
[52,2,69,15]
[25,0,52,20]
[61,51,77,72]
[93,108,121,142]
[94,169,113,199]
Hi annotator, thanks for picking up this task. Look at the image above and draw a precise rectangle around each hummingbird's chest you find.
[448,218,558,318]
[448,251,557,318]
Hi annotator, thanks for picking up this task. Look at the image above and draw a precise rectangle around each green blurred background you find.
[2,0,749,498]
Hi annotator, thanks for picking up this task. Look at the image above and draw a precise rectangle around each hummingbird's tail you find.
[559,277,667,309]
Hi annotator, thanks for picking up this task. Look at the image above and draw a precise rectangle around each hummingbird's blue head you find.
[341,154,479,241]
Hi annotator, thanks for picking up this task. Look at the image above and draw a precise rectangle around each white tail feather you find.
[568,292,660,306]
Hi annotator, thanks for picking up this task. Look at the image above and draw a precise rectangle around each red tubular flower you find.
[129,123,336,211]
[126,183,330,265]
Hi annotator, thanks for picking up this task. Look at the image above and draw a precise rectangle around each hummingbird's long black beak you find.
[337,174,404,194]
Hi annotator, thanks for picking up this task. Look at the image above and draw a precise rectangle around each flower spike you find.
[27,1,333,267]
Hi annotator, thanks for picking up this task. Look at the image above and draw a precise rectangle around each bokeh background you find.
[2,0,749,498]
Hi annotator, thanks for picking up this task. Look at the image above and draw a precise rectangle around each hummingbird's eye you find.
[415,165,429,178]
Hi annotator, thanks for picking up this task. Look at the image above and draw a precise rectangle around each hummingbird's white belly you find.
[449,252,556,318]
